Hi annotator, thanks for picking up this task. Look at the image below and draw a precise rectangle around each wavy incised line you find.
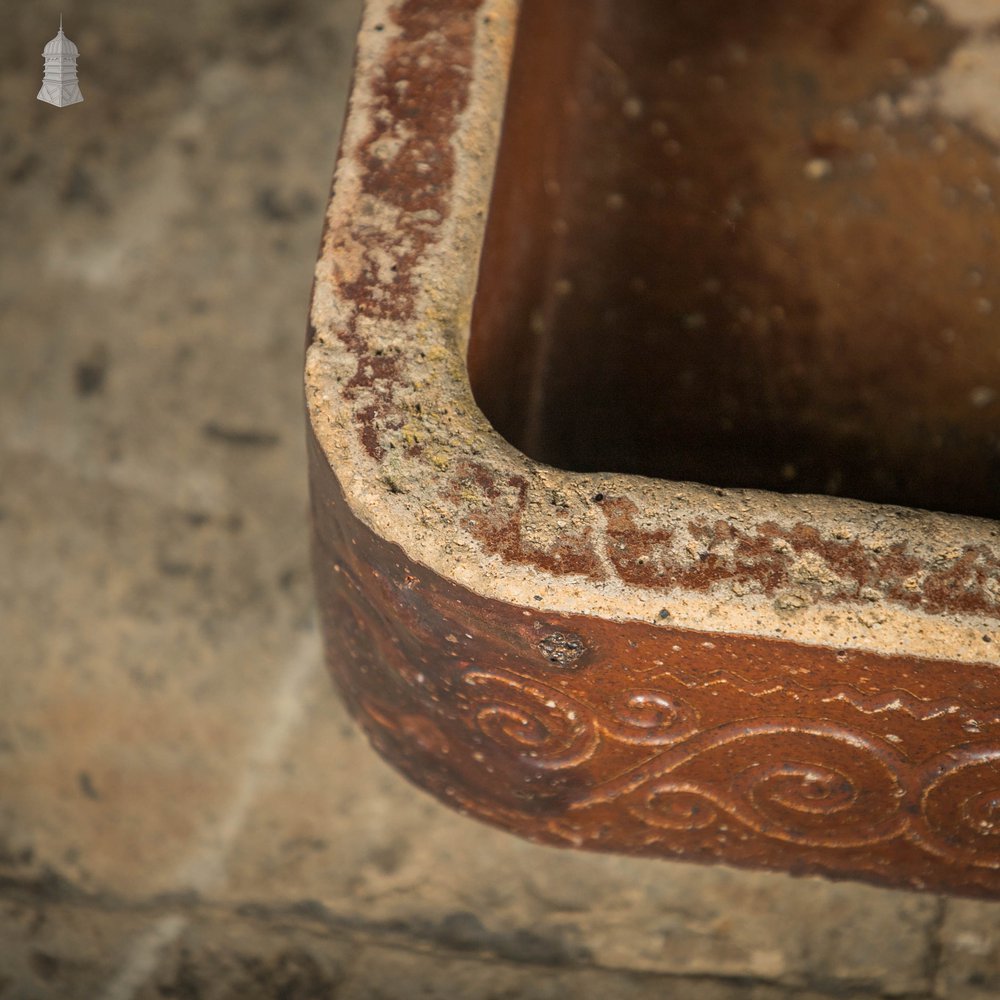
[648,664,790,698]
[821,688,962,722]
[649,665,997,725]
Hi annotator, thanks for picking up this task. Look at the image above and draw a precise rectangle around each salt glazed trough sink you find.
[306,0,1000,897]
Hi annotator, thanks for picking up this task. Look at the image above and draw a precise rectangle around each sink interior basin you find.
[468,0,1000,520]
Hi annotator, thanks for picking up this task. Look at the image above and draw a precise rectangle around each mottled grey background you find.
[2,2,1000,997]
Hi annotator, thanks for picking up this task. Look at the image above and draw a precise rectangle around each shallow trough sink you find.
[306,0,1000,897]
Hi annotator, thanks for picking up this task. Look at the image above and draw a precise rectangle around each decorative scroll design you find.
[457,665,1000,868]
[462,670,599,770]
[912,749,1000,868]
[460,669,702,768]
[604,689,701,746]
[609,723,909,849]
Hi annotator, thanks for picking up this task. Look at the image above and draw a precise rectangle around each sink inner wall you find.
[468,0,1000,519]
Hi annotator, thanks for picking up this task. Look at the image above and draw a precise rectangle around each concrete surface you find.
[2,1,1000,997]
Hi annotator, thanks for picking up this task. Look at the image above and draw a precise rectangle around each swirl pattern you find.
[462,668,599,770]
[604,689,700,746]
[611,723,909,848]
[911,748,1000,868]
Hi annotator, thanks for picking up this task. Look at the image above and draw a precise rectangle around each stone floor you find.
[3,1,1000,998]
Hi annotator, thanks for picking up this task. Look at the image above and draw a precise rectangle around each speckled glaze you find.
[307,0,1000,896]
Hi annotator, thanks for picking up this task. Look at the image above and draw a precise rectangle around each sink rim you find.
[305,0,1000,669]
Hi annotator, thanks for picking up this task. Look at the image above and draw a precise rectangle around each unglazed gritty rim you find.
[305,0,1000,669]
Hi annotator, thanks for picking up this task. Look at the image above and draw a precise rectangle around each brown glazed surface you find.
[307,0,1000,898]
[312,427,1000,897]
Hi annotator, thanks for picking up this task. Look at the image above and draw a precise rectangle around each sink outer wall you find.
[306,0,1000,897]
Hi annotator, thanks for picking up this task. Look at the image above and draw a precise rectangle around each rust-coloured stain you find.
[447,461,608,581]
[308,0,1000,898]
[323,0,481,463]
[446,463,1000,618]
